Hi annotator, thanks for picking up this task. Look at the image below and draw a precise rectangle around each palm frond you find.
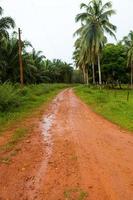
[0,7,3,15]
[75,13,90,22]
[0,17,15,29]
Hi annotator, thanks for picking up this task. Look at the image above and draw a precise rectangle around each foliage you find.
[0,34,74,84]
[0,83,21,112]
[0,6,15,40]
[101,43,128,84]
[122,31,133,87]
[0,6,74,84]
[41,59,73,84]
[72,70,84,83]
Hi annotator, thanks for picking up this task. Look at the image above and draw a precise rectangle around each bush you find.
[0,84,21,112]
[0,83,68,113]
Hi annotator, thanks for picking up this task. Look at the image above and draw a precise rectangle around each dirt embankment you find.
[0,89,133,200]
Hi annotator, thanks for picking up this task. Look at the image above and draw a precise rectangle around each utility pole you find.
[18,28,24,87]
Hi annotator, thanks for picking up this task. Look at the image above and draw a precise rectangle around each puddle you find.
[42,112,55,166]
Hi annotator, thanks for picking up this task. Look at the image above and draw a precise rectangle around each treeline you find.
[90,42,130,86]
[1,2,133,86]
[73,0,133,87]
[0,6,75,84]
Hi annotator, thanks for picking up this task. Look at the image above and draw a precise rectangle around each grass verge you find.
[75,85,133,132]
[0,128,28,152]
[0,128,28,164]
[0,83,69,134]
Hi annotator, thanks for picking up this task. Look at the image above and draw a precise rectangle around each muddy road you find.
[0,89,133,200]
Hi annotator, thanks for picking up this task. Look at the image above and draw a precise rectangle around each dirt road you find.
[0,89,133,200]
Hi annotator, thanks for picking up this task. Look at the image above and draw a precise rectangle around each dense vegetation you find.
[75,85,133,131]
[0,6,75,84]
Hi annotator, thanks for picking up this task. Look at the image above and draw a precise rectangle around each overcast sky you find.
[1,0,133,62]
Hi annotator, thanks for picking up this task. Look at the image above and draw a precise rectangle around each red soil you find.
[0,89,133,200]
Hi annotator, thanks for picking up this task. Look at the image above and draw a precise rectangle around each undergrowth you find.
[0,83,69,133]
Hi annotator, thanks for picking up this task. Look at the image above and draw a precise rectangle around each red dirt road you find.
[0,89,133,200]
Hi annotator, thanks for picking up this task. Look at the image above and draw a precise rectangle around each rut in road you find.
[0,89,133,200]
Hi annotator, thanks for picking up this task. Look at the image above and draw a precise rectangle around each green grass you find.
[0,148,21,164]
[75,85,133,131]
[0,128,28,152]
[0,127,28,164]
[64,188,88,200]
[0,83,69,133]
[0,156,11,164]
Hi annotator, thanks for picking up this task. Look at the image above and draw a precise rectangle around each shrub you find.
[0,84,21,112]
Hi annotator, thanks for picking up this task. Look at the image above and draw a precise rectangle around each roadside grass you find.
[0,127,28,164]
[0,148,21,164]
[0,83,69,133]
[0,127,28,153]
[0,156,11,164]
[75,85,133,132]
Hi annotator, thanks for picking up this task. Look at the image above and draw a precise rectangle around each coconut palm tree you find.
[73,37,86,83]
[75,0,116,85]
[74,24,97,85]
[123,31,133,88]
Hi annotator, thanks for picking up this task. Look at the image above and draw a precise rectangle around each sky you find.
[1,0,133,62]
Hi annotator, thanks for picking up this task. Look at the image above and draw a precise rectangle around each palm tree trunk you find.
[86,68,89,85]
[92,62,95,84]
[131,64,133,89]
[82,66,86,84]
[98,54,102,85]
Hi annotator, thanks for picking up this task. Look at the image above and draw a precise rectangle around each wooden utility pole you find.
[18,28,24,86]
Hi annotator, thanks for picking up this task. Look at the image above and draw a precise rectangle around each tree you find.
[73,33,90,85]
[101,43,127,86]
[72,70,83,83]
[75,0,116,85]
[0,33,74,84]
[123,31,133,88]
[0,34,34,83]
